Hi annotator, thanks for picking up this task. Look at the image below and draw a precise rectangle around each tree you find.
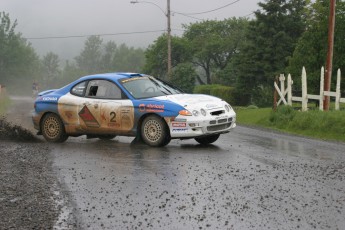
[60,60,84,85]
[143,34,192,80]
[101,41,117,72]
[170,63,197,93]
[0,12,40,93]
[234,0,308,106]
[111,44,145,72]
[75,35,103,74]
[288,0,345,94]
[183,18,249,85]
[41,52,60,88]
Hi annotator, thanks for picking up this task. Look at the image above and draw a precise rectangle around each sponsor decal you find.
[42,97,58,101]
[108,122,120,128]
[139,104,164,113]
[78,105,100,128]
[121,114,131,130]
[121,76,148,83]
[173,118,187,122]
[172,128,188,132]
[172,122,186,127]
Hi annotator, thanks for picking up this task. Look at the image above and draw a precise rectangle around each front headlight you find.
[225,104,232,112]
[200,108,206,116]
[192,110,199,116]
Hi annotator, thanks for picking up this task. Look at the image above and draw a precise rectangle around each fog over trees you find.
[1,0,344,106]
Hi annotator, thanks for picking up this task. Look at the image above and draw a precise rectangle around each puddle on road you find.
[241,132,336,161]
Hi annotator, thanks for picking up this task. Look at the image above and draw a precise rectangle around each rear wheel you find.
[195,134,220,145]
[41,113,68,143]
[141,115,170,147]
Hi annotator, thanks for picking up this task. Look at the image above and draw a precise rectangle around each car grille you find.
[218,118,227,124]
[209,118,230,125]
[207,123,231,132]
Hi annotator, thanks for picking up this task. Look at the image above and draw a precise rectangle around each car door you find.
[77,80,103,132]
[96,80,134,133]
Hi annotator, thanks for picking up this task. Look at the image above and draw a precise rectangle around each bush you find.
[193,84,217,95]
[247,105,259,109]
[269,105,296,128]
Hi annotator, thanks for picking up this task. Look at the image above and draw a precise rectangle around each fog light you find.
[189,123,196,127]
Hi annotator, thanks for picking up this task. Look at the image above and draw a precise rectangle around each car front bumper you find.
[169,113,236,139]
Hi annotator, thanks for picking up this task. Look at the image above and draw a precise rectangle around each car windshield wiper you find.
[148,78,173,95]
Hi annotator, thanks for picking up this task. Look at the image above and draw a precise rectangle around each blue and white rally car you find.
[32,73,236,147]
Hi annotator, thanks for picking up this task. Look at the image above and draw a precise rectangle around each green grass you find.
[235,105,345,142]
[235,107,272,126]
[0,95,11,115]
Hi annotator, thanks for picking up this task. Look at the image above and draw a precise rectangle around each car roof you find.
[78,72,146,82]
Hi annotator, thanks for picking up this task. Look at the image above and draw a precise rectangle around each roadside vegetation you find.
[236,105,345,142]
[0,95,10,115]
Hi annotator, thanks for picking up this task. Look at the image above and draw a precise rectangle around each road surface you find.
[1,96,345,229]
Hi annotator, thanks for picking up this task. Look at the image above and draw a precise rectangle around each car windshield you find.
[120,76,183,99]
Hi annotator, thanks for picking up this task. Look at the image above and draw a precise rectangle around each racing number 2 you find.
[110,112,116,122]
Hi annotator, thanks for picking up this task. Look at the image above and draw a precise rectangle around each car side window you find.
[86,80,123,99]
[71,81,87,96]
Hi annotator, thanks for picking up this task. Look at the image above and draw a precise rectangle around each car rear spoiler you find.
[38,89,57,96]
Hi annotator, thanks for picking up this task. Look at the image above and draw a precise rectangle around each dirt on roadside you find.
[0,97,64,229]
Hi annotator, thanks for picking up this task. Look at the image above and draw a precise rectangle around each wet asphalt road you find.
[4,96,345,229]
[52,127,345,229]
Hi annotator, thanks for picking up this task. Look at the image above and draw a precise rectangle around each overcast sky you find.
[1,0,261,60]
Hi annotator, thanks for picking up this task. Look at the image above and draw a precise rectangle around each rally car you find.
[32,73,236,147]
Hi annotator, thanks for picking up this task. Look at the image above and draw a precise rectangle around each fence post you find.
[335,69,341,110]
[319,67,324,111]
[302,67,308,111]
[273,76,278,111]
[287,74,292,106]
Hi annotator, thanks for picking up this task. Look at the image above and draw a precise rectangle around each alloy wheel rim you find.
[44,117,60,139]
[144,120,162,142]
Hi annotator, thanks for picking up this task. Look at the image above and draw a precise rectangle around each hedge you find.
[193,84,235,105]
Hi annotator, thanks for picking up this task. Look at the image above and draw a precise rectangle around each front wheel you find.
[141,115,170,147]
[41,113,68,143]
[195,134,220,145]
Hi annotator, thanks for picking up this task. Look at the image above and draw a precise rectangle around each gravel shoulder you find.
[0,96,75,229]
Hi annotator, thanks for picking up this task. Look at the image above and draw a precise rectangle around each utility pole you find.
[324,0,336,111]
[130,0,172,79]
[167,0,172,79]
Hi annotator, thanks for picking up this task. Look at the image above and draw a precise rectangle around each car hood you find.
[155,94,225,110]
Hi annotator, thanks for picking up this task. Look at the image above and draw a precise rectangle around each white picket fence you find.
[274,67,345,111]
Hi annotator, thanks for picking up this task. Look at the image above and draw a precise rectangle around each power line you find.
[173,0,241,16]
[23,7,256,41]
[25,29,166,40]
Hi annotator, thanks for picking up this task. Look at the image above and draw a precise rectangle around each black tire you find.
[141,115,170,147]
[98,135,116,140]
[41,113,68,143]
[195,134,220,145]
